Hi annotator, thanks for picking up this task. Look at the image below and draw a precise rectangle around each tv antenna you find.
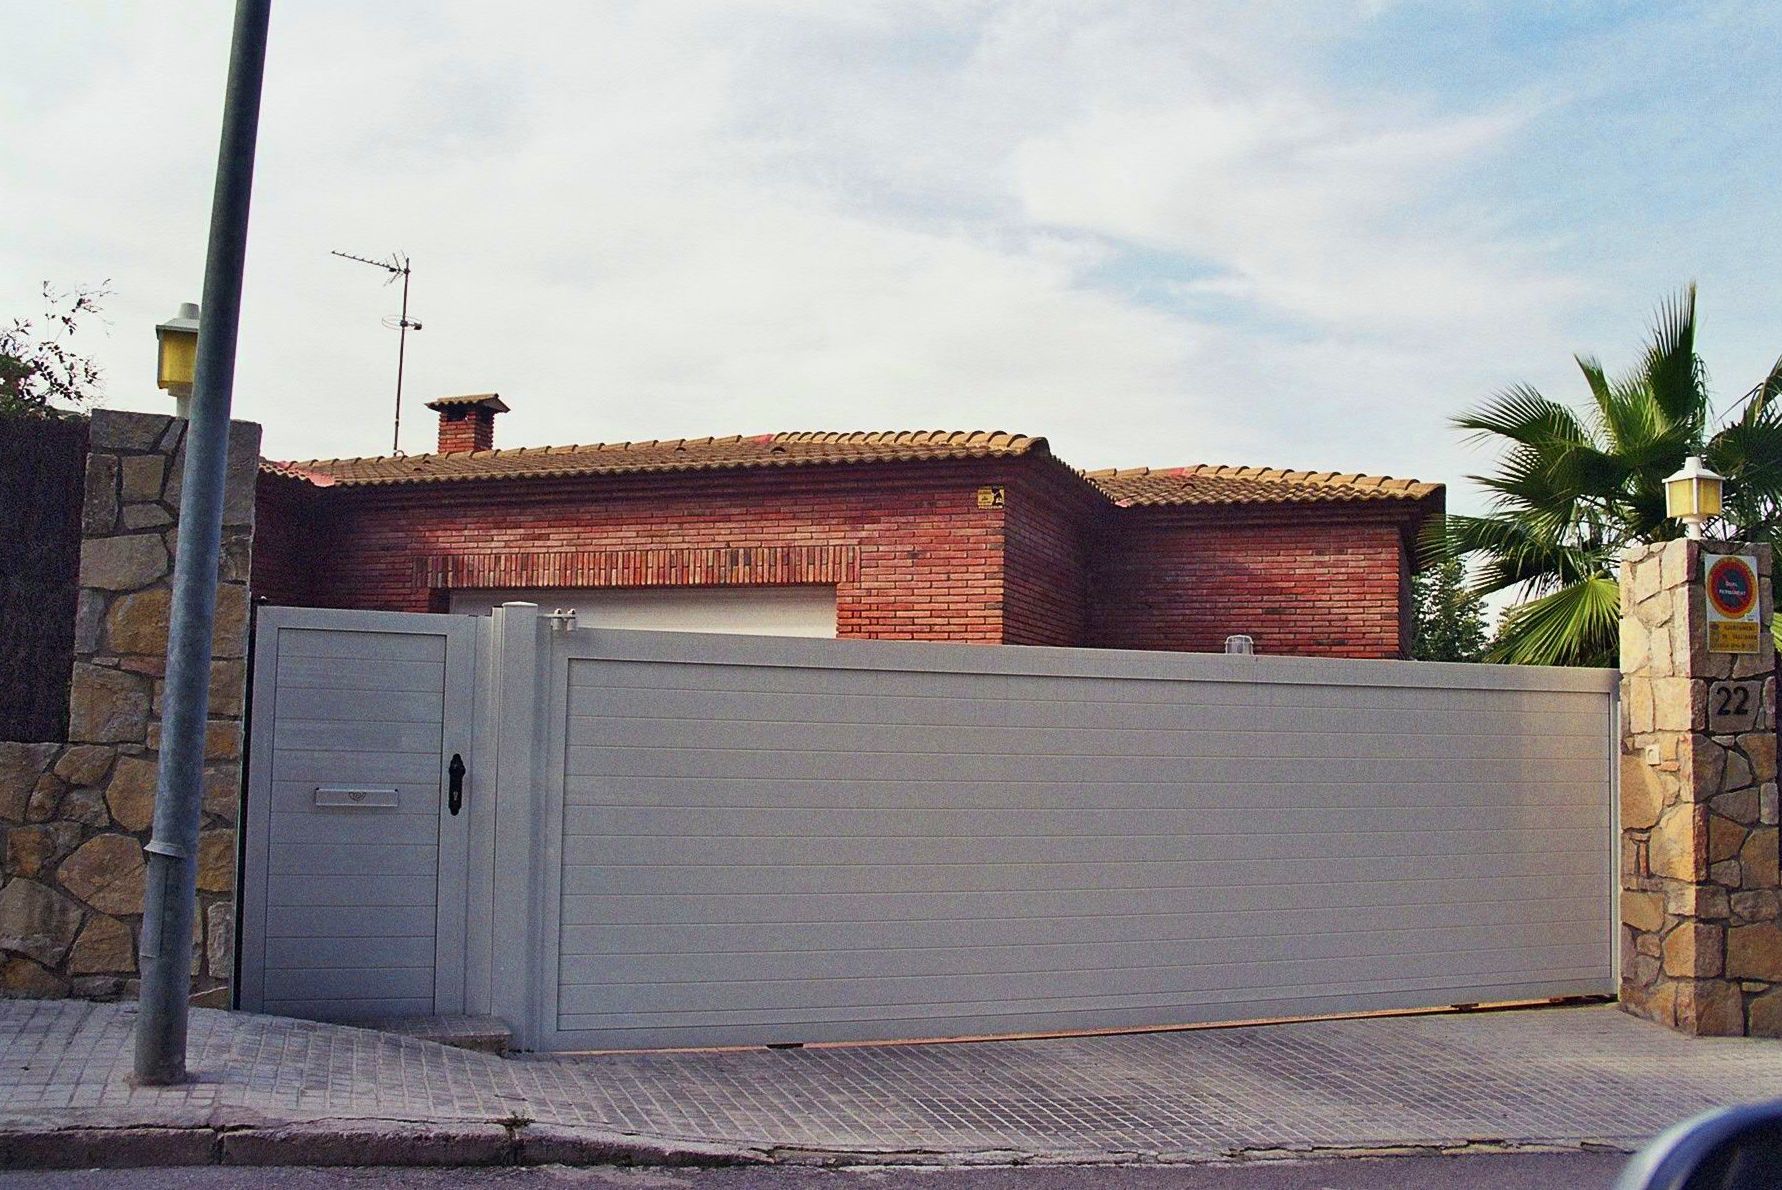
[332,249,422,454]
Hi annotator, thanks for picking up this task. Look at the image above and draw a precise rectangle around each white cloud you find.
[4,0,1772,517]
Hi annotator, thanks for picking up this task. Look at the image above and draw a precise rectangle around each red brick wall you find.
[248,475,325,608]
[1088,508,1414,658]
[251,458,1428,659]
[1001,469,1097,647]
[267,463,1014,644]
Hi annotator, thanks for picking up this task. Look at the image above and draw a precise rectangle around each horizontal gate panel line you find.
[555,971,1613,1028]
[564,656,1614,694]
[564,713,1608,736]
[561,926,1609,977]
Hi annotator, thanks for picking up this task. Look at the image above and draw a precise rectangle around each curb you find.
[0,1120,771,1170]
[0,1120,1639,1171]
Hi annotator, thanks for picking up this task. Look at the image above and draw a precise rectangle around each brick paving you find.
[2,1000,1781,1161]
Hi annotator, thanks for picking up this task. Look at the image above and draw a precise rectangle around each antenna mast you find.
[332,249,422,454]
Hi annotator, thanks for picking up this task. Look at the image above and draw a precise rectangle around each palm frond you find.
[1454,385,1592,450]
[1737,354,1782,424]
[1487,576,1621,667]
[1642,284,1707,433]
[1442,512,1613,594]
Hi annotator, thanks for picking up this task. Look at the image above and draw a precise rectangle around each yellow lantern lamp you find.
[155,302,201,416]
[1664,455,1724,540]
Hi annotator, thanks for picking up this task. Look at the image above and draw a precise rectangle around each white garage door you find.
[447,585,836,637]
[538,631,1617,1052]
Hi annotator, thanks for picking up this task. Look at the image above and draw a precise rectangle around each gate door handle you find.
[448,753,466,815]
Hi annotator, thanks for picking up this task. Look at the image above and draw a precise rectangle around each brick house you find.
[251,395,1443,658]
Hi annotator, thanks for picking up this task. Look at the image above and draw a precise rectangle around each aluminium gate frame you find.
[239,601,1622,1050]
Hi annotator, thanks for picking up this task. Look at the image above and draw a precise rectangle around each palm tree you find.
[1442,286,1782,666]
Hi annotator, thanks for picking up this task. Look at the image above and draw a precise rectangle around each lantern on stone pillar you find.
[1664,455,1724,540]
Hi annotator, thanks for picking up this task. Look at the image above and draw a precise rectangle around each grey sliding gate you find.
[241,604,1619,1050]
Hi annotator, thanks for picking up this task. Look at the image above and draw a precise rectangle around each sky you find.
[4,0,1780,521]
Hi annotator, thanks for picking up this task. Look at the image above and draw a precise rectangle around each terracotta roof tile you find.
[1081,464,1441,507]
[271,430,1047,487]
[262,430,1440,511]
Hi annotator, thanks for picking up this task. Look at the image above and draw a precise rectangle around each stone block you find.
[1732,891,1780,923]
[119,454,164,502]
[1621,617,1651,672]
[1668,883,1732,919]
[1630,554,1663,607]
[102,587,171,656]
[1744,733,1778,783]
[0,743,58,823]
[1741,827,1779,889]
[1749,987,1782,1037]
[120,503,173,530]
[53,745,115,787]
[105,755,159,833]
[1713,787,1761,825]
[212,582,250,659]
[80,453,117,535]
[0,956,67,997]
[217,530,252,587]
[1663,922,1724,977]
[145,720,242,762]
[67,664,151,744]
[207,902,234,979]
[196,830,235,892]
[58,834,147,915]
[1623,890,1666,933]
[0,877,85,966]
[1765,784,1779,826]
[1627,680,1654,735]
[223,421,262,527]
[203,766,241,823]
[1659,540,1690,592]
[1649,804,1707,882]
[59,785,109,828]
[1712,858,1744,886]
[68,914,134,975]
[1652,678,1700,733]
[1723,749,1755,793]
[1620,752,1669,830]
[25,774,63,823]
[4,823,80,880]
[78,534,168,592]
[1728,922,1782,980]
[1677,978,1746,1035]
[69,975,130,1000]
[90,409,172,452]
[1709,815,1747,864]
[209,658,247,719]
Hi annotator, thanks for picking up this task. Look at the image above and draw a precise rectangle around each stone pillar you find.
[0,409,258,1004]
[1620,540,1780,1035]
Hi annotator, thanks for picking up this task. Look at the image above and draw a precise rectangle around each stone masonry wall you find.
[0,409,259,1005]
[1620,539,1781,1035]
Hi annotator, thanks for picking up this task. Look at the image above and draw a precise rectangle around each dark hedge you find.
[0,415,87,741]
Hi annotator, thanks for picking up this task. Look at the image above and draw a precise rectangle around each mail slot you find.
[314,787,399,809]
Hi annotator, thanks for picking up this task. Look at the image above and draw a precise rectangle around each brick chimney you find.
[424,394,509,453]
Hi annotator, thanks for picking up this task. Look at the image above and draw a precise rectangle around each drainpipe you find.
[135,0,272,1086]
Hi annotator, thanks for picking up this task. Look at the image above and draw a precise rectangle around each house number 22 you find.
[1707,679,1764,733]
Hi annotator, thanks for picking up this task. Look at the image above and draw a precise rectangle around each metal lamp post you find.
[135,0,272,1086]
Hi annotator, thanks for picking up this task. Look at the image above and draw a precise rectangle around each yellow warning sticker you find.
[1708,620,1761,654]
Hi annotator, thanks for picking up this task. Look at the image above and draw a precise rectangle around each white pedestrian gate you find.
[239,604,1619,1049]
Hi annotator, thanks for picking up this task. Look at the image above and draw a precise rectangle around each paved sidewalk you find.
[1,1000,1780,1167]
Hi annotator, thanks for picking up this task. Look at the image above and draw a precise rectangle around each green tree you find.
[0,283,107,418]
[1442,285,1782,667]
[1411,555,1489,662]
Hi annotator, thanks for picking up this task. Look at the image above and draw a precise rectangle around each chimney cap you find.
[424,393,510,414]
